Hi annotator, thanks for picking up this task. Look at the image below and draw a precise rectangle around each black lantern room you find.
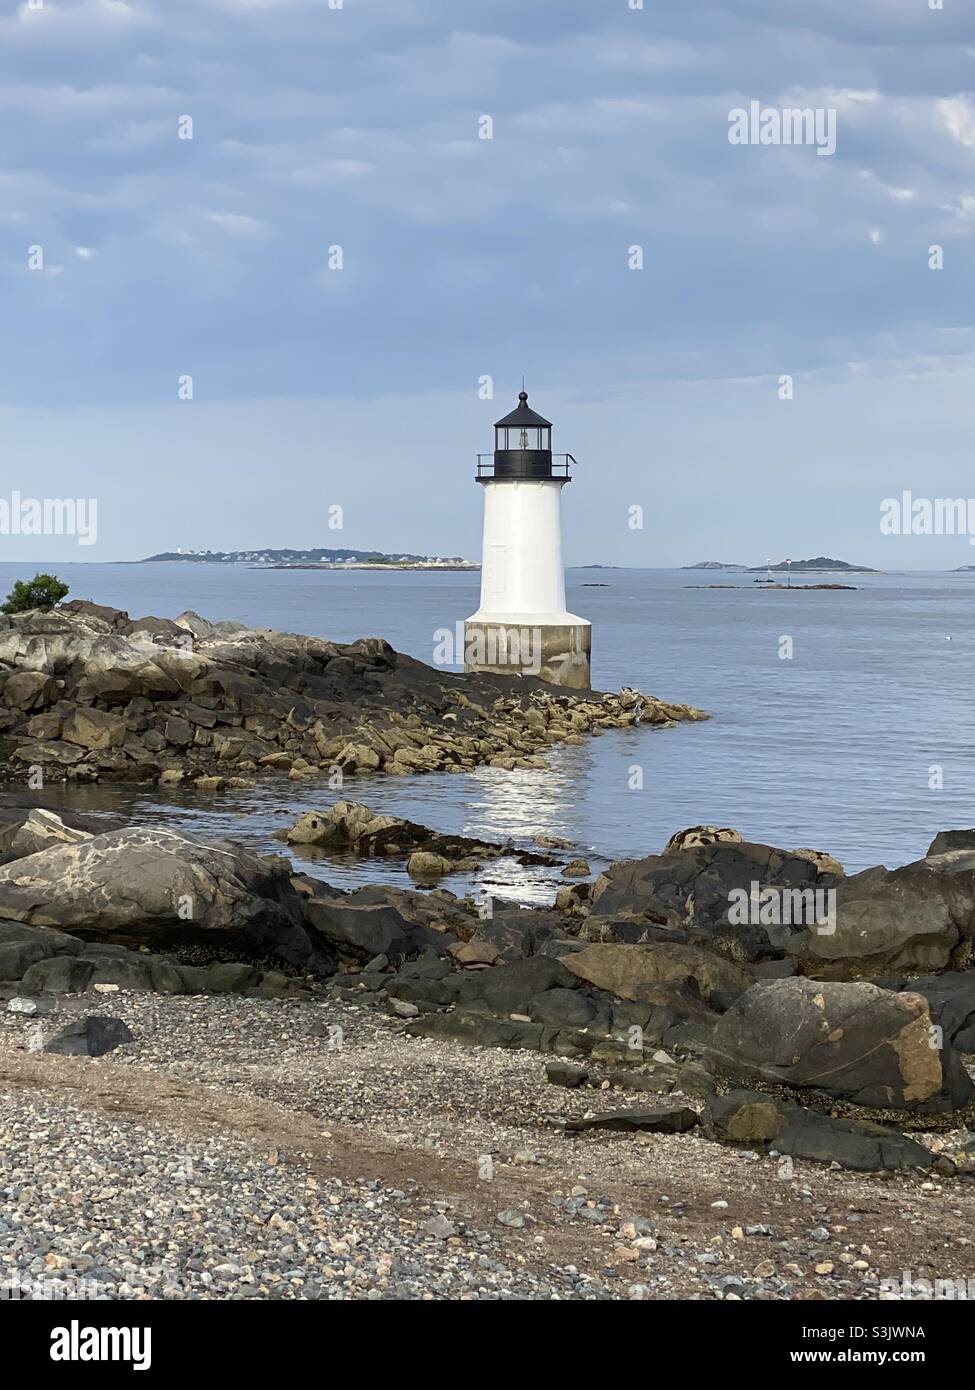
[476,390,573,482]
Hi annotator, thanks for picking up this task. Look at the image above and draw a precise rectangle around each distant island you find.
[682,561,747,571]
[135,548,478,571]
[686,555,875,593]
[746,557,877,574]
[684,557,876,574]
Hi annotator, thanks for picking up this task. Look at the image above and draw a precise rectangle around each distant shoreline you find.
[131,546,477,570]
[114,559,480,571]
[16,560,972,574]
[255,561,480,572]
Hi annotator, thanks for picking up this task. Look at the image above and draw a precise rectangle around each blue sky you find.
[2,0,975,565]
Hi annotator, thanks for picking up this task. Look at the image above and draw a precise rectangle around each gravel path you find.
[3,991,975,1301]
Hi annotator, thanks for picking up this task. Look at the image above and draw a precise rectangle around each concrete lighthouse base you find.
[463,619,592,690]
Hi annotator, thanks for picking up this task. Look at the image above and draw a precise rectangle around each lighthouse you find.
[464,390,591,689]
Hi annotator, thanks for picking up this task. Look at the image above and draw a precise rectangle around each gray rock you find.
[303,898,412,961]
[148,958,189,994]
[545,1061,590,1088]
[6,995,53,1015]
[480,957,581,1015]
[2,670,58,710]
[0,808,91,862]
[43,1015,133,1057]
[880,971,975,1053]
[565,1106,699,1134]
[706,977,974,1116]
[928,829,975,856]
[422,1215,456,1239]
[560,941,751,1006]
[164,716,194,747]
[589,838,842,962]
[87,956,154,991]
[177,963,259,994]
[604,1067,678,1095]
[385,974,458,1008]
[0,919,79,958]
[496,1210,527,1229]
[20,956,95,994]
[0,826,333,976]
[471,908,572,961]
[561,859,591,879]
[0,940,51,980]
[528,988,596,1028]
[706,1090,944,1173]
[390,998,420,1018]
[406,1011,544,1052]
[794,860,961,978]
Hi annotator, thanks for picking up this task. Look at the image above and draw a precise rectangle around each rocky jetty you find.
[4,806,975,1179]
[0,601,707,786]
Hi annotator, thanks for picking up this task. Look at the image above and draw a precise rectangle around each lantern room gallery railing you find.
[475,453,575,481]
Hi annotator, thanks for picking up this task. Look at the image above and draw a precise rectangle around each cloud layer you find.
[1,0,973,564]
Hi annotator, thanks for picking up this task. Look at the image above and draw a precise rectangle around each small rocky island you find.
[746,556,877,574]
[684,558,876,574]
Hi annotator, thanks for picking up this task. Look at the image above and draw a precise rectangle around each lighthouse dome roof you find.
[494,390,552,429]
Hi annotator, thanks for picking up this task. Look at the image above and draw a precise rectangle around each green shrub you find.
[1,573,70,615]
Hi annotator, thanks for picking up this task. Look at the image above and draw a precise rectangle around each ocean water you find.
[2,561,974,899]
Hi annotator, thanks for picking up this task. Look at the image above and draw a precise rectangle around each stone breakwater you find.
[0,601,707,787]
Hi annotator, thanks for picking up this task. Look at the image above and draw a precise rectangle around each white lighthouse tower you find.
[464,390,591,689]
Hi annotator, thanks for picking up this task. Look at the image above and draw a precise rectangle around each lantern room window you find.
[497,425,551,451]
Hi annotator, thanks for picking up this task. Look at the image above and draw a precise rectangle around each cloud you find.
[940,95,975,147]
[205,210,269,236]
[5,0,158,43]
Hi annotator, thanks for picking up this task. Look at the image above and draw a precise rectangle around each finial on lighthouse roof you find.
[493,389,552,429]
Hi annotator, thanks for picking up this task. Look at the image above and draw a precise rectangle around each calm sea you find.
[1,561,973,900]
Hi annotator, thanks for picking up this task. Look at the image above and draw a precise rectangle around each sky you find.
[1,0,975,566]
